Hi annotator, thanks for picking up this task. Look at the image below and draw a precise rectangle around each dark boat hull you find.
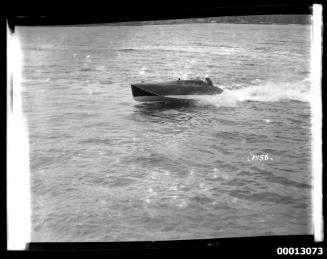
[131,84,188,102]
[131,79,223,102]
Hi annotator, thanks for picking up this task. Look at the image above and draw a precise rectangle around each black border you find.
[7,4,313,31]
[4,0,326,256]
[2,15,8,254]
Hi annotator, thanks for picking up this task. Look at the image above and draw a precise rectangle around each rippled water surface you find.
[17,23,312,241]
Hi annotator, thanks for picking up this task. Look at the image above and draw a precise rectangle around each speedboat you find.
[131,78,223,102]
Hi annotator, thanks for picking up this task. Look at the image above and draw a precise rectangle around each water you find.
[17,23,312,241]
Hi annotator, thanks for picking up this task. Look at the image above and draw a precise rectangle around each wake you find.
[194,78,312,107]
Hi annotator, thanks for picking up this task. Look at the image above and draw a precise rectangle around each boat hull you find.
[131,85,190,102]
[131,79,223,102]
[133,95,183,102]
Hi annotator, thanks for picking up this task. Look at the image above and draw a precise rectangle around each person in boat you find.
[205,77,213,86]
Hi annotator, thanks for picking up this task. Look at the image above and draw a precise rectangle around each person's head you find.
[205,78,212,85]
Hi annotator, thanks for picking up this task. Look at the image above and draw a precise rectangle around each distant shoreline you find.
[108,15,311,26]
[16,15,311,27]
[52,22,310,28]
[41,22,310,28]
[107,22,311,26]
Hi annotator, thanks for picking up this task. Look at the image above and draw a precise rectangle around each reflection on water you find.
[133,100,197,115]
